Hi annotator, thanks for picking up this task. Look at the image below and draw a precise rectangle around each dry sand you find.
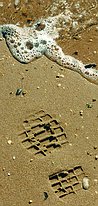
[0,1,98,206]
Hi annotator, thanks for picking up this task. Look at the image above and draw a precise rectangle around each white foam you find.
[0,16,98,84]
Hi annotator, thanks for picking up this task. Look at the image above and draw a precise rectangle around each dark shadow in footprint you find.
[49,165,85,198]
[18,110,68,156]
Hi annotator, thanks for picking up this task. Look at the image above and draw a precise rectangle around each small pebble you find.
[2,167,5,171]
[69,143,72,146]
[12,156,16,160]
[89,38,93,42]
[95,155,98,160]
[57,83,61,87]
[81,125,84,129]
[95,26,98,31]
[30,159,33,162]
[82,177,89,190]
[51,161,54,165]
[93,51,97,54]
[74,134,78,138]
[37,86,40,89]
[8,3,11,8]
[64,122,68,127]
[44,89,47,93]
[8,172,11,176]
[7,140,12,145]
[94,179,98,184]
[0,2,3,7]
[60,74,64,78]
[29,200,32,204]
[94,145,97,150]
[14,0,20,7]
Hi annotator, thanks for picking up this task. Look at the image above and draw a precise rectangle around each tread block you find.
[18,110,68,156]
[49,166,85,198]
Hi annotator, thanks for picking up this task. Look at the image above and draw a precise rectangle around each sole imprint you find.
[18,110,68,156]
[49,165,85,198]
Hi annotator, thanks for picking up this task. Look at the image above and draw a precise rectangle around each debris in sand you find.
[16,88,22,96]
[87,151,92,156]
[79,110,83,116]
[44,192,48,200]
[86,103,93,108]
[56,73,64,78]
[92,98,96,102]
[22,90,27,96]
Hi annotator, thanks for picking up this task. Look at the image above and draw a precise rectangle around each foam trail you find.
[0,23,98,85]
[45,40,98,84]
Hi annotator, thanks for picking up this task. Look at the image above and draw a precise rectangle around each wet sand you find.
[0,1,98,206]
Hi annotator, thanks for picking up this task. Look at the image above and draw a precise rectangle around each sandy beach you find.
[0,1,98,206]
